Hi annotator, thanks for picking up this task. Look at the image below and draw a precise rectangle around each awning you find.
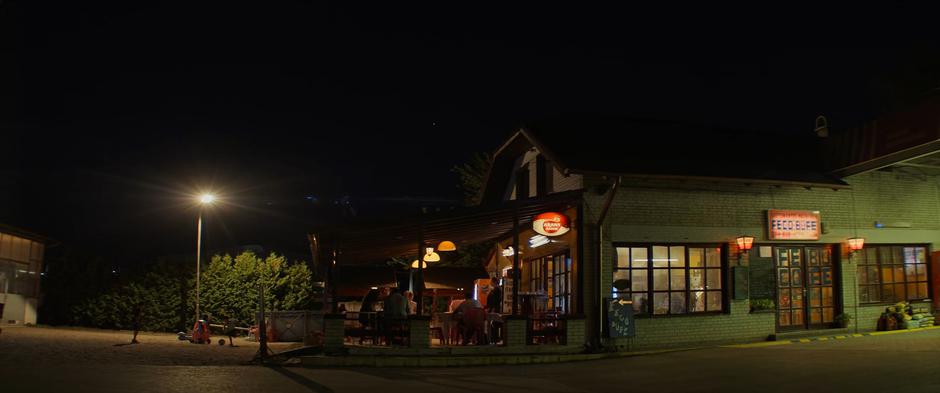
[321,190,582,266]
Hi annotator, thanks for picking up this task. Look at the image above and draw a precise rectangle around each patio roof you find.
[322,190,582,266]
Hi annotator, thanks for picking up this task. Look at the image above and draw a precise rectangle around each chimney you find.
[814,115,829,138]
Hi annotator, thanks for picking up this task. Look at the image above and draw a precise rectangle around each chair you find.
[461,307,487,345]
[384,318,409,346]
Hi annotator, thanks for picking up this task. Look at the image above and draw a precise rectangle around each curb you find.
[724,326,940,348]
[300,347,696,368]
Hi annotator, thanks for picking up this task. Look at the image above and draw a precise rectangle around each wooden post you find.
[416,212,425,316]
[512,208,520,315]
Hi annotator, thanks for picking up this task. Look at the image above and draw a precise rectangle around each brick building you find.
[320,98,940,352]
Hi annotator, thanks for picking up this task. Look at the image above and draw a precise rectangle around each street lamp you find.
[195,193,216,324]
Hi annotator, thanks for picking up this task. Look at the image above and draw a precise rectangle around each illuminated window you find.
[857,245,929,303]
[614,245,724,315]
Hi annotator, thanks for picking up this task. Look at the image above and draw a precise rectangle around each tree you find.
[199,251,315,325]
[451,152,492,206]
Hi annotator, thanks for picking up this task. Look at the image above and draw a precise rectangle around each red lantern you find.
[847,237,865,252]
[735,235,755,253]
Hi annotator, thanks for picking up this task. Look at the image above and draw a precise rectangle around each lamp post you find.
[195,193,216,324]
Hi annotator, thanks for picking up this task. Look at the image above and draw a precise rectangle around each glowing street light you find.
[195,193,217,325]
[199,193,216,204]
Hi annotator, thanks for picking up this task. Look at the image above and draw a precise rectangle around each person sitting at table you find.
[382,288,409,345]
[358,289,380,328]
[451,294,483,345]
[403,290,418,315]
[448,292,467,313]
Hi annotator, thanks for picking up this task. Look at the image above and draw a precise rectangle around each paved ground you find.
[3,325,940,392]
[0,325,298,366]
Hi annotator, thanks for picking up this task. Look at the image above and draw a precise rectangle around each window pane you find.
[670,269,686,290]
[810,308,822,324]
[809,288,821,307]
[917,283,928,299]
[890,247,904,264]
[690,291,705,312]
[707,291,722,311]
[653,293,669,314]
[823,307,834,323]
[904,247,917,264]
[894,284,905,301]
[893,267,904,284]
[706,248,721,267]
[780,312,791,326]
[792,268,803,287]
[905,265,917,283]
[867,266,880,283]
[652,246,669,267]
[822,287,833,306]
[808,249,819,266]
[631,269,648,292]
[778,268,791,287]
[779,289,791,308]
[882,267,894,283]
[631,248,648,268]
[868,285,881,303]
[706,269,721,290]
[670,293,687,314]
[689,248,704,267]
[792,308,804,325]
[653,269,668,290]
[616,248,630,268]
[862,247,876,264]
[669,246,686,267]
[632,293,648,313]
[690,269,705,290]
[916,247,926,263]
[916,265,927,282]
[858,267,869,285]
[906,283,918,300]
[777,248,789,267]
[859,286,870,303]
[882,284,896,302]
[809,267,820,286]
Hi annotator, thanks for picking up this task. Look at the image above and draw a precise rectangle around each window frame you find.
[613,243,728,316]
[523,251,572,314]
[856,244,931,304]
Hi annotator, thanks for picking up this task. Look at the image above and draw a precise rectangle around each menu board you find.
[606,298,635,338]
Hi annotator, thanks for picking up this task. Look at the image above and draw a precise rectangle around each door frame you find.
[772,244,842,332]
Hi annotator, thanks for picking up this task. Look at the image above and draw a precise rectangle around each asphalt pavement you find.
[3,327,940,392]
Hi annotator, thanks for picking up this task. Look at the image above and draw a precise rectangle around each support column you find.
[504,315,528,347]
[512,209,520,315]
[409,315,431,348]
[323,313,346,355]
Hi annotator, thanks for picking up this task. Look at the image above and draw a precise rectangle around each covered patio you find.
[315,191,588,354]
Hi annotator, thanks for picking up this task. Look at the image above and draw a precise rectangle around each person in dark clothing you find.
[130,303,143,344]
[486,279,502,313]
[222,315,239,347]
[359,289,380,327]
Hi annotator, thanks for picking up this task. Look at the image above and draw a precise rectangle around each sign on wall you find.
[767,210,821,240]
[606,298,635,338]
[532,212,570,236]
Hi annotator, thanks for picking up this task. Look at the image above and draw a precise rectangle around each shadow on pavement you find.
[266,365,335,393]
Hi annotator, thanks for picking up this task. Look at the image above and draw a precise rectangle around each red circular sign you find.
[533,212,570,236]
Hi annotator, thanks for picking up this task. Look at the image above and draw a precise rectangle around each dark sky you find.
[2,3,938,264]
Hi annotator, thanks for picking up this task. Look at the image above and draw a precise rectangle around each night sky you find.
[2,3,938,265]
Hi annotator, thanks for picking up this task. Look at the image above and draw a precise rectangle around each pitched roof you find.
[501,115,848,187]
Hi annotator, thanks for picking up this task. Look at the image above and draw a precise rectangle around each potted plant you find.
[750,298,775,313]
[835,313,853,328]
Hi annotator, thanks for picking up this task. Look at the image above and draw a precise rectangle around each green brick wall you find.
[580,170,940,347]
